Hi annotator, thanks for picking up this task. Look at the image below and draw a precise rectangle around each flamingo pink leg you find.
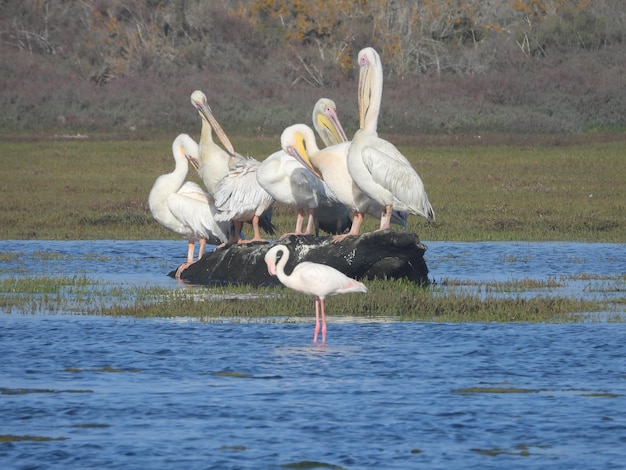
[320,297,327,343]
[314,297,321,343]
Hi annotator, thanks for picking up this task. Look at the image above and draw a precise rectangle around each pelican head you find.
[172,133,200,170]
[281,124,323,180]
[357,47,382,131]
[313,98,348,146]
[190,90,236,157]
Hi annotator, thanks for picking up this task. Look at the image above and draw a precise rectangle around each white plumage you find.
[148,134,228,277]
[256,98,350,238]
[264,244,367,343]
[281,124,408,243]
[347,47,434,230]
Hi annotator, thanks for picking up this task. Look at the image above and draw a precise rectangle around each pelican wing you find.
[167,190,228,243]
[361,138,431,217]
[214,158,275,221]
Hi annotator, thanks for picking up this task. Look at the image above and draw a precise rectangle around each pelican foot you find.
[174,262,192,279]
[331,233,354,244]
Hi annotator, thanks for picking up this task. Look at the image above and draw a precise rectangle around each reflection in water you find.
[0,240,625,468]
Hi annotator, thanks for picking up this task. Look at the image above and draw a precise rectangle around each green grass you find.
[1,135,624,322]
[0,275,622,323]
[0,135,624,241]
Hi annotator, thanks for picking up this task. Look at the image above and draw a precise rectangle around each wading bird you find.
[281,124,407,243]
[347,47,434,230]
[264,244,367,343]
[148,134,229,278]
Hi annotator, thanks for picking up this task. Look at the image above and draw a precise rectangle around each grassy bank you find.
[0,135,624,241]
[1,275,622,323]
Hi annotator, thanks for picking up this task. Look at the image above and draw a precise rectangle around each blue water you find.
[0,240,625,469]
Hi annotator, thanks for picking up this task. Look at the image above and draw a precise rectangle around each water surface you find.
[0,240,625,469]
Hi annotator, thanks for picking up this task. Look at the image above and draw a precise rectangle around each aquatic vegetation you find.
[0,435,67,443]
[0,274,620,323]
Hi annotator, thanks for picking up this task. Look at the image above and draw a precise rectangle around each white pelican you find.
[189,90,242,195]
[264,244,367,343]
[256,98,350,238]
[281,124,407,243]
[213,155,276,244]
[148,134,229,278]
[190,90,274,244]
[347,47,434,230]
[312,98,349,146]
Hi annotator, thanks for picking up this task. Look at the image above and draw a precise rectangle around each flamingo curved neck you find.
[274,246,290,280]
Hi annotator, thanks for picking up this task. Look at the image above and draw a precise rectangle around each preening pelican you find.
[312,98,349,146]
[256,98,351,238]
[190,90,242,195]
[213,156,276,244]
[281,124,407,243]
[264,244,367,343]
[148,134,229,278]
[190,90,274,244]
[347,47,434,230]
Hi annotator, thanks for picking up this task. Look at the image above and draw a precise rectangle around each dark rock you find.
[173,230,429,286]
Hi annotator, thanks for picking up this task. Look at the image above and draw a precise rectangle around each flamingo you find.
[264,244,367,343]
[148,134,229,278]
[256,98,350,238]
[281,124,407,243]
[347,47,434,231]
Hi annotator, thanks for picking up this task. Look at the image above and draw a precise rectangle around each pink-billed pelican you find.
[190,90,274,244]
[148,134,229,278]
[347,47,434,230]
[256,98,351,238]
[281,124,407,243]
[189,90,241,196]
[264,244,367,343]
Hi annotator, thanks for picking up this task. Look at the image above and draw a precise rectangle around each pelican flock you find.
[280,123,408,243]
[149,46,434,337]
[256,98,351,238]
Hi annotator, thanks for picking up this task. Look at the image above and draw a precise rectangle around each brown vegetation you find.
[0,0,625,136]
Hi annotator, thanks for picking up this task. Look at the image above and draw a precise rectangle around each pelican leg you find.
[314,297,321,343]
[186,239,195,264]
[232,221,243,243]
[303,208,315,235]
[377,205,393,231]
[250,215,266,242]
[197,238,207,261]
[279,209,306,240]
[332,212,364,243]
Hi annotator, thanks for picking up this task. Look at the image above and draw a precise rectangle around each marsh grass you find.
[1,275,622,323]
[0,137,624,241]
